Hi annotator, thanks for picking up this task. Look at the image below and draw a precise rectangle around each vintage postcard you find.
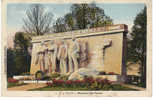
[1,0,152,97]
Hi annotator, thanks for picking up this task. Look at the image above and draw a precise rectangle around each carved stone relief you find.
[68,37,80,73]
[57,40,68,74]
[32,38,112,75]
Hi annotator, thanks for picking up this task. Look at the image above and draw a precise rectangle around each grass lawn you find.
[28,84,138,91]
[7,82,27,88]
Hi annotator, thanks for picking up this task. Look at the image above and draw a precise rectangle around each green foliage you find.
[14,32,32,52]
[29,83,138,91]
[127,7,146,87]
[7,77,27,88]
[127,7,146,63]
[7,32,32,77]
[46,76,117,91]
[53,3,113,33]
[7,49,31,77]
[90,81,98,89]
[59,75,69,81]
[14,50,31,74]
[7,82,27,88]
[7,48,16,77]
[50,72,61,79]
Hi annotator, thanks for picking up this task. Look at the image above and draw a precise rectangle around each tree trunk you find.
[140,58,146,88]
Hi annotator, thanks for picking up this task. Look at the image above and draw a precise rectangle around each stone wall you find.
[30,24,128,76]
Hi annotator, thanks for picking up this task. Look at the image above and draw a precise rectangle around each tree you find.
[127,7,146,87]
[14,49,31,75]
[23,4,54,35]
[53,17,67,33]
[7,48,31,77]
[13,32,32,75]
[14,32,32,53]
[53,3,113,33]
[7,48,16,77]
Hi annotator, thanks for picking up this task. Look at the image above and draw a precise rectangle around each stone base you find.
[13,75,35,80]
[20,80,52,84]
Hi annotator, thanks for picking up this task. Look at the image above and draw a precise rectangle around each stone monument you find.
[30,24,128,81]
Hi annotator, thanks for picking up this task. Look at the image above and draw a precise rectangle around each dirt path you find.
[8,83,47,91]
[121,83,145,91]
[8,83,145,91]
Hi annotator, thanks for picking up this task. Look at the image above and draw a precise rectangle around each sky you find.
[7,3,145,48]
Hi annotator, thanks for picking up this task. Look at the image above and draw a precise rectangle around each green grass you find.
[28,84,138,91]
[7,82,27,88]
[128,82,146,88]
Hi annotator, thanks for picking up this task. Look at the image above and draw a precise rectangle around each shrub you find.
[65,80,73,87]
[65,80,73,85]
[94,78,112,89]
[90,81,99,90]
[46,82,53,87]
[8,78,18,83]
[41,76,50,80]
[52,79,65,86]
[59,75,69,81]
[84,76,95,84]
[50,72,61,79]
[72,80,86,87]
[45,75,114,90]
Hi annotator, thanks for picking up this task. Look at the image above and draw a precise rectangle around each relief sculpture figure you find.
[68,37,80,73]
[35,42,46,72]
[44,49,51,73]
[35,52,45,72]
[57,40,68,74]
[49,41,58,73]
[47,49,53,73]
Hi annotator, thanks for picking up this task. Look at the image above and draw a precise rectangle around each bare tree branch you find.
[23,4,53,35]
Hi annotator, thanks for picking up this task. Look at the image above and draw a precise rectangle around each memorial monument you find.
[30,24,128,81]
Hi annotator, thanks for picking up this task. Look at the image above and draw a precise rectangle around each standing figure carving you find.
[44,49,51,73]
[48,40,58,73]
[57,40,68,74]
[35,51,45,72]
[35,42,46,72]
[68,37,80,73]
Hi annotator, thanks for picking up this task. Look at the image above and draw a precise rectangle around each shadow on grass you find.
[7,83,27,88]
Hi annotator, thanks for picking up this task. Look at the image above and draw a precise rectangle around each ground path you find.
[7,83,145,91]
[121,83,145,91]
[7,83,47,91]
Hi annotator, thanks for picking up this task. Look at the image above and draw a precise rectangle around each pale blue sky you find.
[7,3,145,40]
[7,3,145,32]
[6,3,145,48]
